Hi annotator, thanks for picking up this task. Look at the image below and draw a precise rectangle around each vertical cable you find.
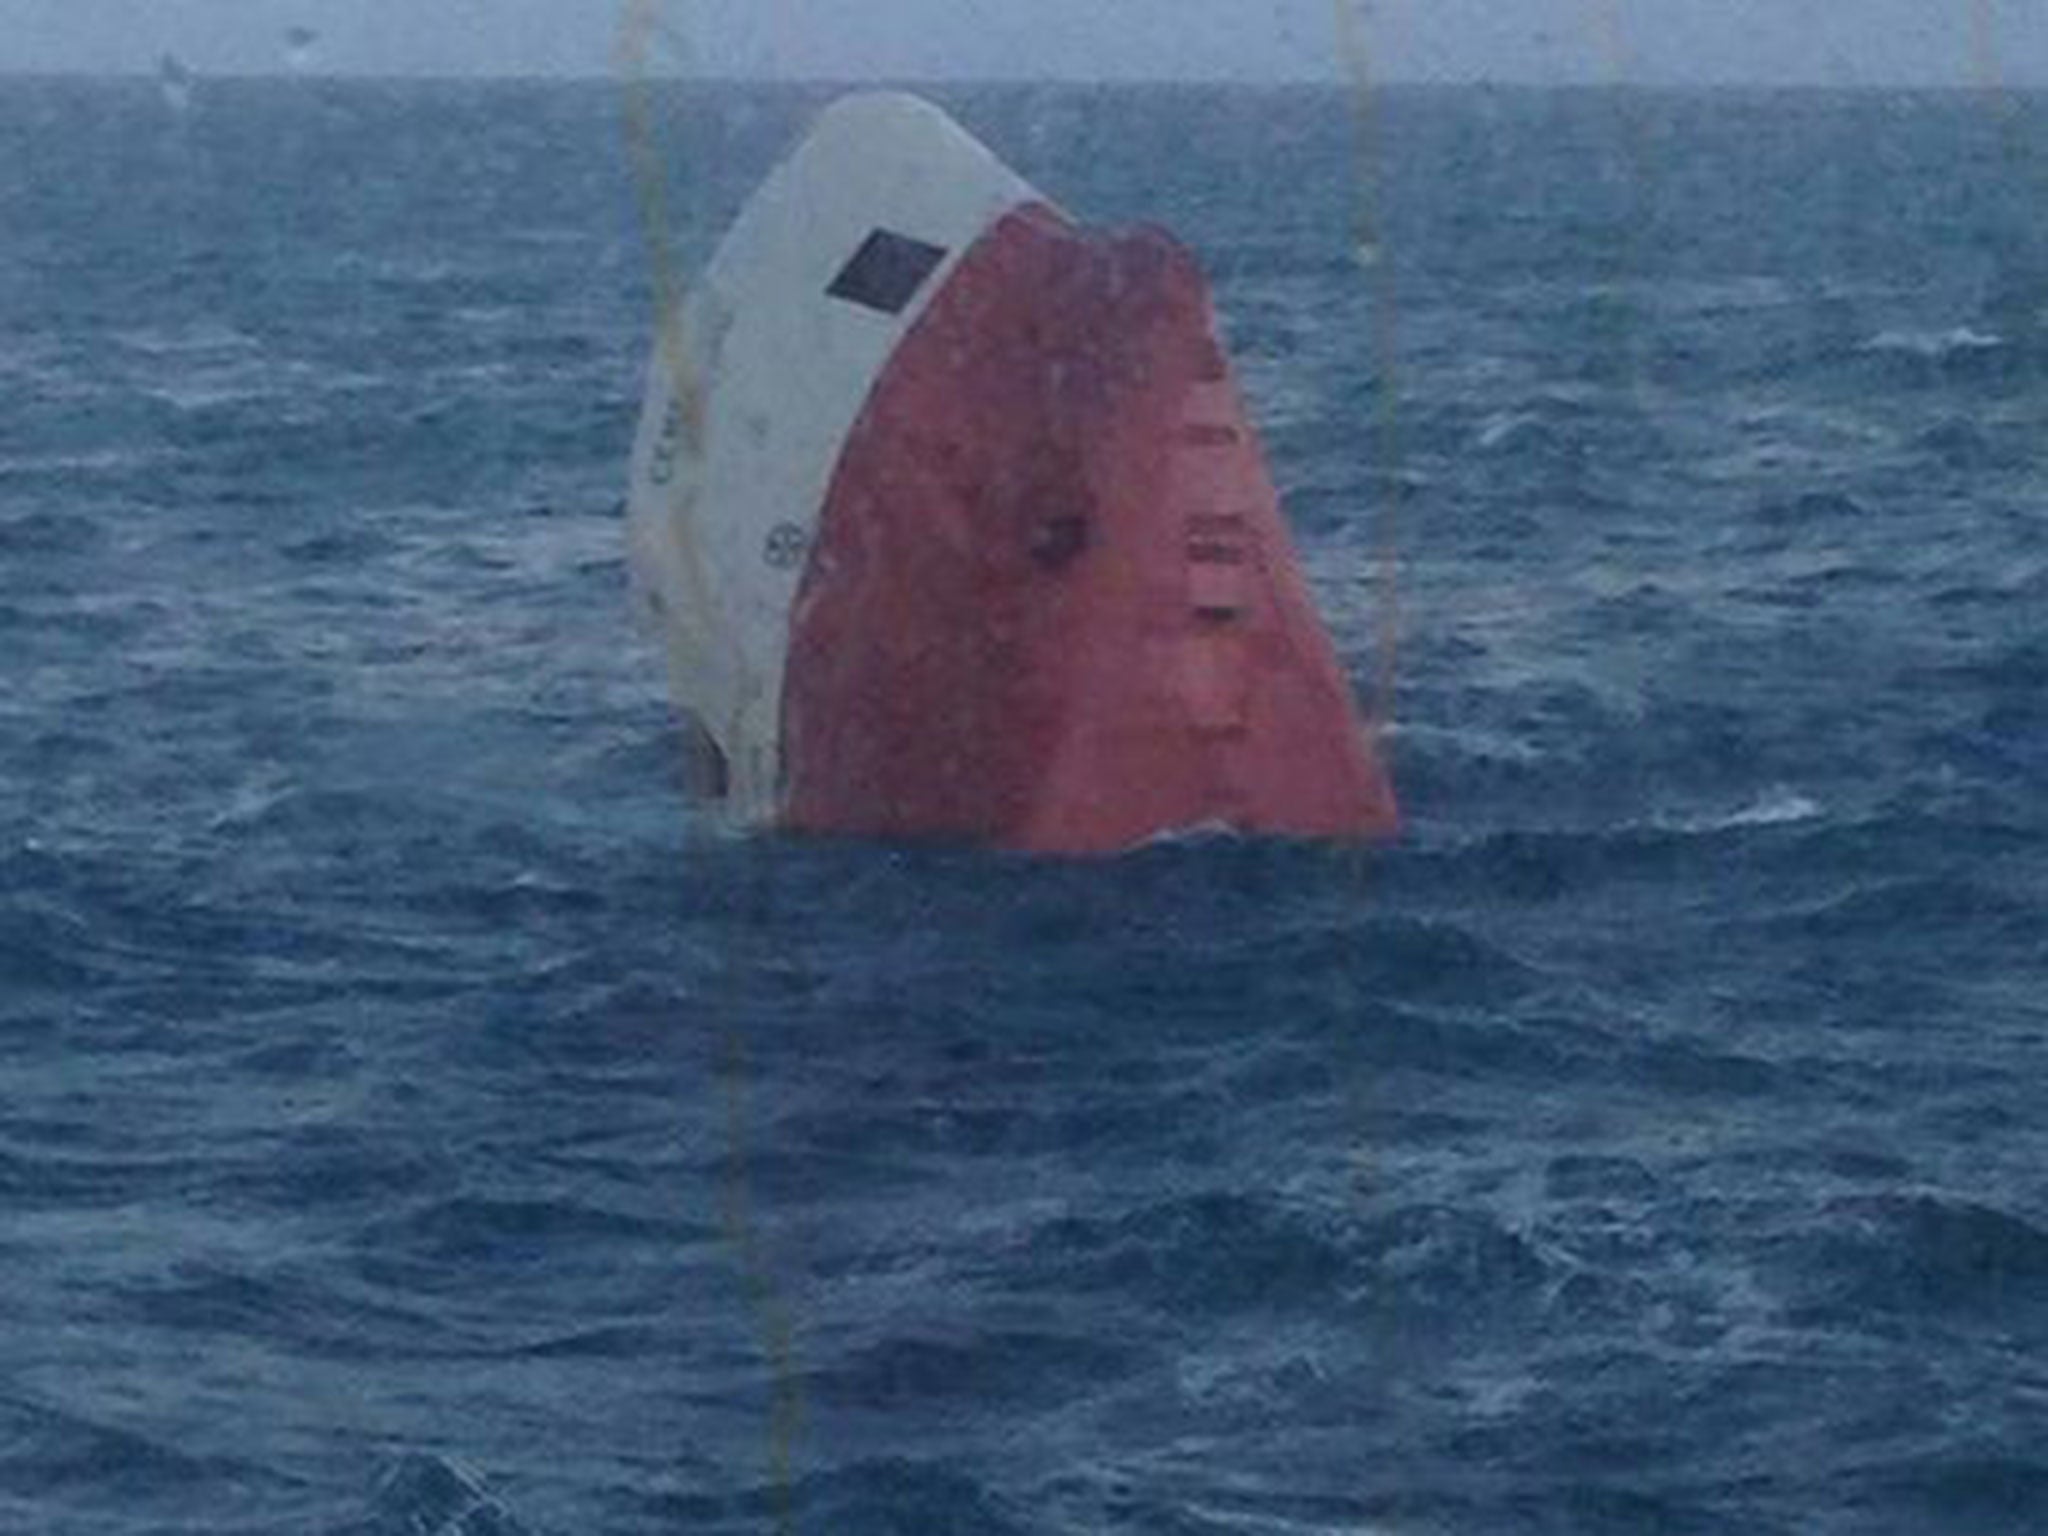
[614,8,802,1531]
[1330,0,1403,749]
[615,0,758,791]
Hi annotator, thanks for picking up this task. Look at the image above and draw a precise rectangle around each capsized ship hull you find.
[627,93,1396,854]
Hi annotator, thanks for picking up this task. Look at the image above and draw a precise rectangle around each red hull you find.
[781,205,1397,854]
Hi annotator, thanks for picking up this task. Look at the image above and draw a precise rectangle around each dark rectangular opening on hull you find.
[827,229,950,315]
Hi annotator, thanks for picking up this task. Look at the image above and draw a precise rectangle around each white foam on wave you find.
[0,447,150,474]
[1396,721,1545,765]
[1861,326,2004,359]
[1662,787,1823,835]
[112,321,262,359]
[1136,818,1243,851]
[1475,411,1542,451]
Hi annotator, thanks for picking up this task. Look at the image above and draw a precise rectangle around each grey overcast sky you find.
[6,1,2046,86]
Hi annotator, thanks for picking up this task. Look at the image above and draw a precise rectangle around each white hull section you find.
[626,93,1041,817]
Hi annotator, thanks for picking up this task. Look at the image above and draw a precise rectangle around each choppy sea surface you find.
[3,77,2046,1535]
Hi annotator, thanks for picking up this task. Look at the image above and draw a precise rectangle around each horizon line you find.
[5,67,2045,93]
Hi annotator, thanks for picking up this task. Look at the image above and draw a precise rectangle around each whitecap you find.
[1860,326,2004,360]
[1475,411,1541,451]
[1661,788,1823,834]
[1135,818,1242,851]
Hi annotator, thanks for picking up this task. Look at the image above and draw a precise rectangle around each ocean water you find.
[3,76,2046,1535]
